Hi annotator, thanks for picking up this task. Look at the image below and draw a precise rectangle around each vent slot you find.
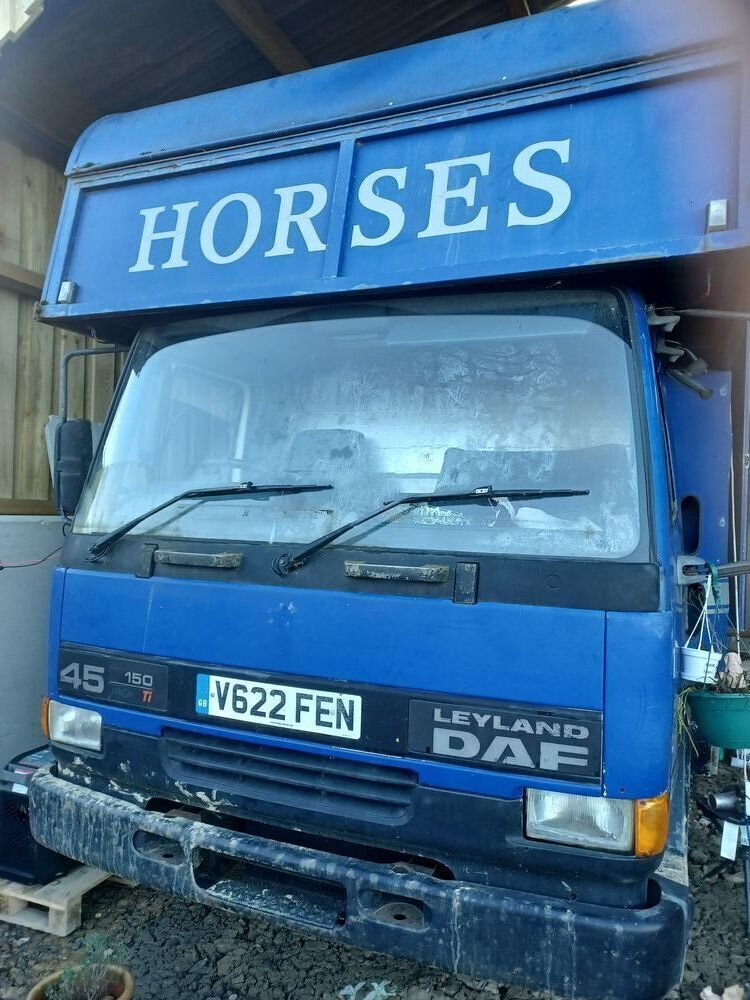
[193,847,346,929]
[164,729,418,822]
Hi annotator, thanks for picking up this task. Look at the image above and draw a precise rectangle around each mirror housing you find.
[54,419,93,517]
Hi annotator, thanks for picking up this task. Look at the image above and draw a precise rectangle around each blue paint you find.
[40,1,746,805]
[603,611,675,799]
[64,0,741,174]
[629,290,674,608]
[39,3,747,324]
[195,674,209,715]
[58,569,604,708]
[661,371,732,566]
[31,3,750,989]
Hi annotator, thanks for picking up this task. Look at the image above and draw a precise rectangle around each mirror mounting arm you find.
[54,343,128,518]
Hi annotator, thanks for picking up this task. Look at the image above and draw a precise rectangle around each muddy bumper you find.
[30,766,688,1000]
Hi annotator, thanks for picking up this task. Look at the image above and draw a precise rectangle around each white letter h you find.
[129,201,199,273]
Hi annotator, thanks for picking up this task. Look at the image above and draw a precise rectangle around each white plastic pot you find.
[681,645,721,684]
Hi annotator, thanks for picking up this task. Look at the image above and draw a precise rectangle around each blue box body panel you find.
[39,0,750,325]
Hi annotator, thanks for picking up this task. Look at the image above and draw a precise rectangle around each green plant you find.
[339,982,398,1000]
[46,933,126,1000]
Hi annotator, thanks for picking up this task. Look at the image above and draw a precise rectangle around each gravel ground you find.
[1,771,748,1000]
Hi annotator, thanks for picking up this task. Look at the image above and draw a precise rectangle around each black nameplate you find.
[408,699,602,780]
[57,649,169,712]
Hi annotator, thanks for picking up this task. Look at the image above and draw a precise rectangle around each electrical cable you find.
[0,546,61,571]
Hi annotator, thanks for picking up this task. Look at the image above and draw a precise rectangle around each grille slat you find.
[167,746,414,806]
[168,731,416,788]
[164,729,418,822]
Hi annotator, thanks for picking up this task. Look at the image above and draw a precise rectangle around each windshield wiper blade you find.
[89,481,333,558]
[273,484,589,576]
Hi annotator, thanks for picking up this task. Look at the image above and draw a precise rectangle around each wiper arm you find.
[89,481,332,558]
[273,484,589,576]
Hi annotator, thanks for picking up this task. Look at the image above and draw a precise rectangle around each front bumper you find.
[31,766,689,999]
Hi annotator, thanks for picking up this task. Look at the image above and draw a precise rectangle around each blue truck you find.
[28,0,750,996]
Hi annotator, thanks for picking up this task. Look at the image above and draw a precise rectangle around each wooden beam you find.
[214,0,310,74]
[505,0,532,16]
[0,257,43,298]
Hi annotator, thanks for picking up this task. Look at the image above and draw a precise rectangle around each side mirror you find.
[54,419,93,517]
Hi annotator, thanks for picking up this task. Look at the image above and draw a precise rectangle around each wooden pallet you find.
[0,866,111,936]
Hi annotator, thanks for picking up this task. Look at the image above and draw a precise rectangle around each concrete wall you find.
[0,515,59,764]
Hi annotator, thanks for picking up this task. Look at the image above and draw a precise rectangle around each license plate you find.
[195,673,362,740]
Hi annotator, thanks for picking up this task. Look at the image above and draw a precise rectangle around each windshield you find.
[75,292,645,560]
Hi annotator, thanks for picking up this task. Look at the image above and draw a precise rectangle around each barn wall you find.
[0,137,123,761]
[0,138,118,514]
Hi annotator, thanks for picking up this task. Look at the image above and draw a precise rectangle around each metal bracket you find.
[647,307,681,334]
[677,555,709,586]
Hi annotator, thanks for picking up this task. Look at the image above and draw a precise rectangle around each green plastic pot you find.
[688,690,750,749]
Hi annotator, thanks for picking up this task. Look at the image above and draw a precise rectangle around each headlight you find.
[525,789,670,856]
[47,700,102,751]
[526,789,634,853]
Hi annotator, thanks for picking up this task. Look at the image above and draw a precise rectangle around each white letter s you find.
[507,139,571,228]
[351,167,407,248]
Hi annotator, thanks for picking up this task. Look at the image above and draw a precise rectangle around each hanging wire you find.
[0,522,65,572]
[0,546,61,571]
[686,582,711,648]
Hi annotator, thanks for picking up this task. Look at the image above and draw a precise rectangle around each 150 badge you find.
[408,699,602,781]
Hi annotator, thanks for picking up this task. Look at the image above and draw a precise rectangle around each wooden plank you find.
[58,329,87,420]
[0,497,56,515]
[32,865,110,905]
[0,140,22,497]
[85,348,115,424]
[0,866,111,938]
[0,137,22,264]
[14,153,56,499]
[0,287,20,497]
[0,292,19,498]
[214,0,310,73]
[0,257,43,297]
[21,152,50,270]
[13,297,54,498]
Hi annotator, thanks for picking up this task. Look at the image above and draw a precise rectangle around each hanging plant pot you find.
[688,690,750,749]
[680,645,721,683]
[26,965,134,1000]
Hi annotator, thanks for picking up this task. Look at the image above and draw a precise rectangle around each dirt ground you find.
[1,771,748,1000]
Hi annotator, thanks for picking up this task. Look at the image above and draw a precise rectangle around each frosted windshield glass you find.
[75,295,643,560]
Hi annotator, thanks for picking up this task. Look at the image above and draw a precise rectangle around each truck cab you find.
[29,1,750,997]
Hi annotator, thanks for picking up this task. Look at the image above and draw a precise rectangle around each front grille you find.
[163,728,418,822]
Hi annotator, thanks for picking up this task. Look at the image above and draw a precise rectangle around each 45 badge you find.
[57,649,169,712]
